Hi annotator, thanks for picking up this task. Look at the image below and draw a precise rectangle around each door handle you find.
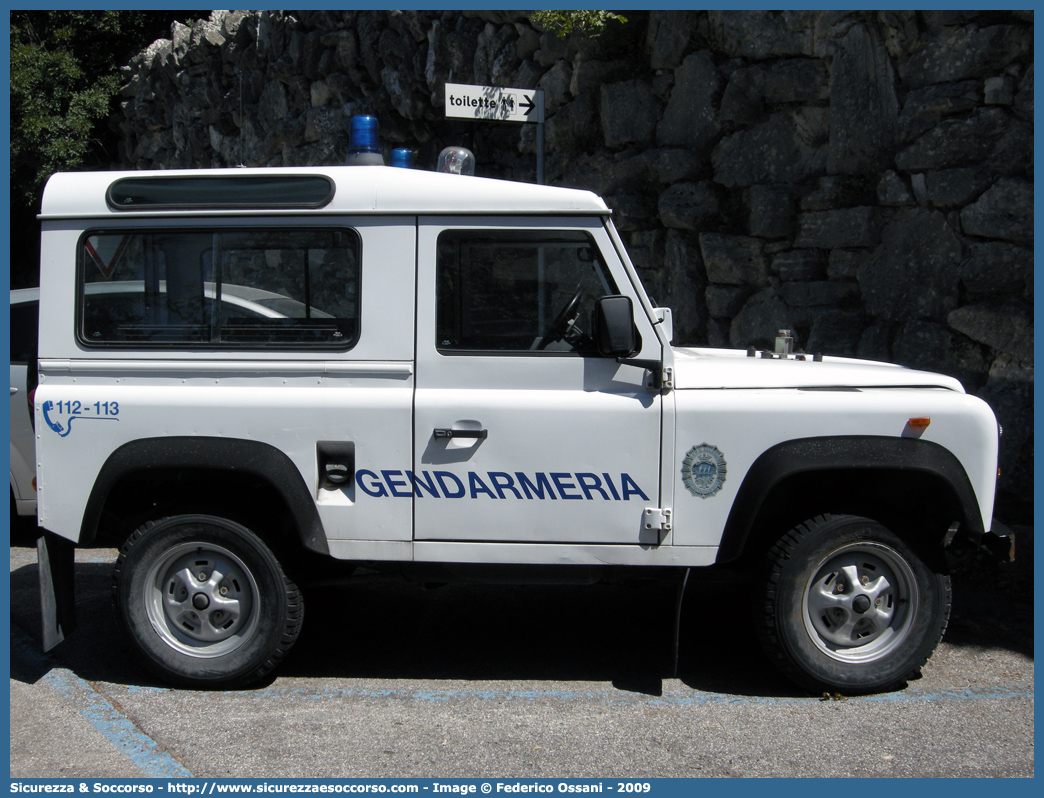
[433,428,488,440]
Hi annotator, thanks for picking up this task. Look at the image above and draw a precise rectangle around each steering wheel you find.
[533,290,583,350]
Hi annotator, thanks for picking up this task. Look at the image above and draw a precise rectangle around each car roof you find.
[39,166,610,219]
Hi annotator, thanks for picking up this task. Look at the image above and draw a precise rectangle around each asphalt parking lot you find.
[8,521,1034,779]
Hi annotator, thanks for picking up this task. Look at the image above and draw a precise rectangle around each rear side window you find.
[78,228,360,349]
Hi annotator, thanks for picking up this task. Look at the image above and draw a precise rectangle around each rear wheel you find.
[113,515,303,688]
[758,514,950,694]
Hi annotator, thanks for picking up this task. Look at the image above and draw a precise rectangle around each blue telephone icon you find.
[42,400,70,437]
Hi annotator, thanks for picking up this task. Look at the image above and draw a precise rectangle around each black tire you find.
[112,515,303,688]
[758,514,950,694]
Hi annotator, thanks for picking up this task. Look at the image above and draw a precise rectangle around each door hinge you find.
[660,366,673,392]
[617,358,672,393]
[643,507,672,533]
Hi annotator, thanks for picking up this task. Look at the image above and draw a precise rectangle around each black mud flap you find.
[982,522,1016,563]
[944,521,1015,571]
[38,531,77,651]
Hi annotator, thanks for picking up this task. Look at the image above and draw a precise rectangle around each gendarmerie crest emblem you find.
[681,444,727,498]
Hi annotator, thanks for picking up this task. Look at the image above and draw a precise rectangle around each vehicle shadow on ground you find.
[8,527,1033,697]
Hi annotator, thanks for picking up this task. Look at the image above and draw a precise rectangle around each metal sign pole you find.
[536,104,545,185]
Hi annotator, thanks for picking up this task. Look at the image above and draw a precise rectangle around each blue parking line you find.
[13,625,194,778]
[45,669,195,778]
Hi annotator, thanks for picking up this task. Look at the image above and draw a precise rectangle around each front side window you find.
[436,229,617,354]
[78,228,360,349]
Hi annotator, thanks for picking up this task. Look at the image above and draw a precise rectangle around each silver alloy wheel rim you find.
[801,541,919,664]
[144,541,259,658]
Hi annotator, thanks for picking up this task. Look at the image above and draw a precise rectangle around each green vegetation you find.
[531,10,628,39]
[11,13,122,206]
[9,11,204,286]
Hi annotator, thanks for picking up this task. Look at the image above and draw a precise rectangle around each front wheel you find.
[758,514,950,694]
[113,515,303,688]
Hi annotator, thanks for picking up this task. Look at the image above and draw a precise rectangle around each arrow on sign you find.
[519,95,537,116]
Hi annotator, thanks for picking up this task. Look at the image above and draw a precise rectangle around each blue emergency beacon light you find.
[390,148,414,168]
[345,115,385,166]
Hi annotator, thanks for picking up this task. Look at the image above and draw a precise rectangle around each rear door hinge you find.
[643,507,672,544]
[643,507,672,534]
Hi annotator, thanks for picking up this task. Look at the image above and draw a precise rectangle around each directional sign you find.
[445,82,544,124]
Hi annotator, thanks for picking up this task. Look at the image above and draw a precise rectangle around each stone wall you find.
[115,10,1033,513]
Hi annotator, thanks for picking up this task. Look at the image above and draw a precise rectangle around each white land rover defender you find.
[32,164,1012,694]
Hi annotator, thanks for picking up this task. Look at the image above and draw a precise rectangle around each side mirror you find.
[594,295,638,358]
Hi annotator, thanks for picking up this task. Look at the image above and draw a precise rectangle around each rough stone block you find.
[747,184,793,238]
[712,108,829,187]
[1014,63,1033,117]
[706,10,817,59]
[772,250,822,282]
[985,75,1015,105]
[877,170,915,207]
[626,229,665,273]
[857,209,961,323]
[763,58,829,103]
[657,51,721,151]
[891,320,988,392]
[514,23,541,61]
[569,59,628,98]
[828,24,898,175]
[827,249,868,280]
[800,175,872,211]
[805,309,865,357]
[641,149,705,185]
[794,207,878,249]
[719,66,764,128]
[545,93,600,155]
[780,280,859,307]
[601,80,659,148]
[959,242,1032,296]
[537,60,572,116]
[646,11,696,70]
[699,233,770,287]
[606,194,657,232]
[705,285,750,319]
[919,166,994,207]
[897,80,980,144]
[661,230,709,345]
[729,288,796,350]
[947,300,1033,364]
[899,24,1032,89]
[658,181,720,230]
[960,179,1033,244]
[857,323,893,363]
[896,107,1028,173]
[706,317,731,348]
